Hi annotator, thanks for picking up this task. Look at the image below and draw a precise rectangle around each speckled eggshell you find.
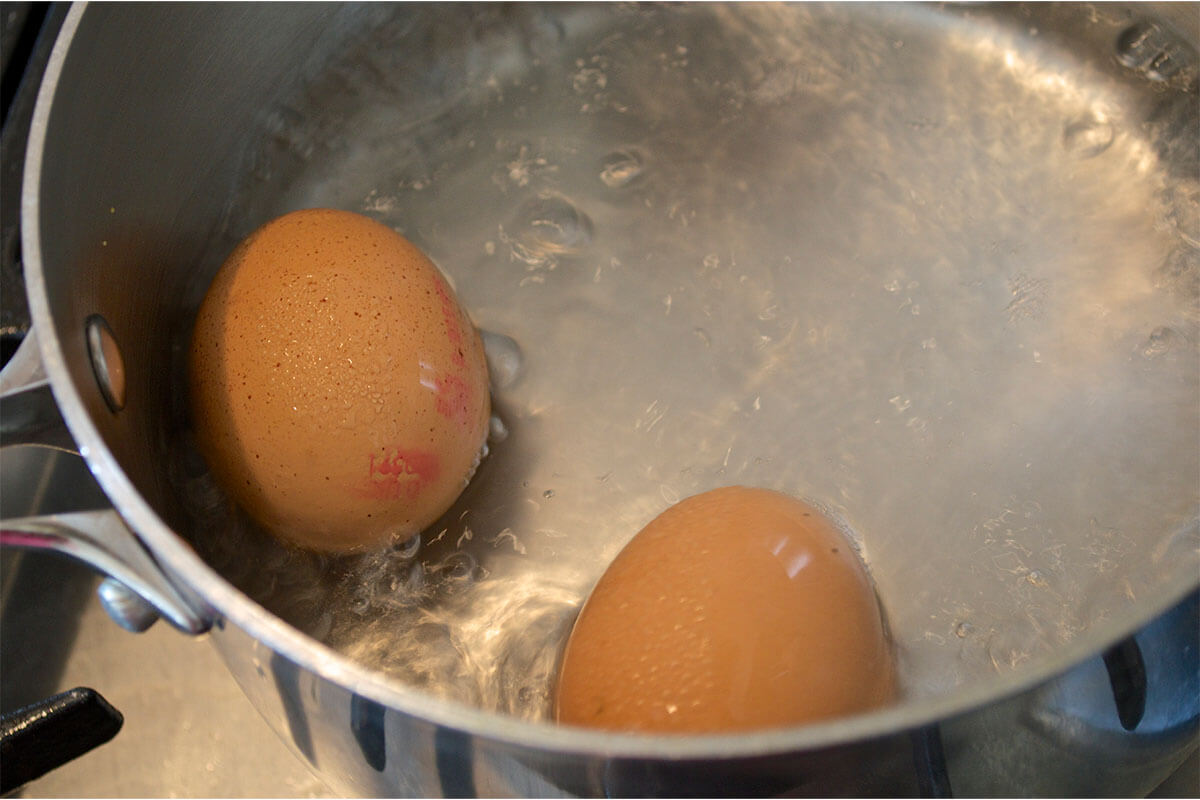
[189,208,490,552]
[556,486,895,732]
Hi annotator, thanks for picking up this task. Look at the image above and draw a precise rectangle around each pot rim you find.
[21,1,1200,763]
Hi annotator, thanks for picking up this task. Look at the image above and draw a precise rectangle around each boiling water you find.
[175,4,1199,721]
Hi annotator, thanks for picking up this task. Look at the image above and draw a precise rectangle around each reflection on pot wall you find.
[215,591,1199,797]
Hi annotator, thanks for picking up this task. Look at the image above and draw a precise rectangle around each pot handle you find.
[1,331,213,635]
[0,329,77,451]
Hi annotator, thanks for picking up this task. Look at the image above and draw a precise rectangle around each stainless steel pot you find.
[2,3,1198,796]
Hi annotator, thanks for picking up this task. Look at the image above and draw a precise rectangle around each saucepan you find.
[2,3,1198,795]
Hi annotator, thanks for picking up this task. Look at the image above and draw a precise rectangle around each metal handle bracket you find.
[1,509,211,634]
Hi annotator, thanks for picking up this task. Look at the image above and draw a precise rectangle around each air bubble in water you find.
[1161,183,1200,248]
[391,532,422,560]
[1062,113,1114,158]
[440,551,481,582]
[955,621,975,639]
[1116,21,1195,82]
[599,149,646,188]
[1142,326,1177,358]
[481,330,523,388]
[489,415,509,443]
[513,194,593,259]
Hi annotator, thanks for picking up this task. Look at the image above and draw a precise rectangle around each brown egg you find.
[556,486,895,732]
[189,209,490,552]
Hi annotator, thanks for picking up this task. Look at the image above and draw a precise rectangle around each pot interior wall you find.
[34,3,1199,726]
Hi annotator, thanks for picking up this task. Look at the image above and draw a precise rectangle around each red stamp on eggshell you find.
[432,278,467,369]
[428,277,476,429]
[361,448,440,500]
[434,374,474,428]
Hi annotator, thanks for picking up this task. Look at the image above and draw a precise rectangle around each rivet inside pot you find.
[85,315,125,413]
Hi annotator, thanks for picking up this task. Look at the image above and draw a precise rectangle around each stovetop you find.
[2,544,331,797]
